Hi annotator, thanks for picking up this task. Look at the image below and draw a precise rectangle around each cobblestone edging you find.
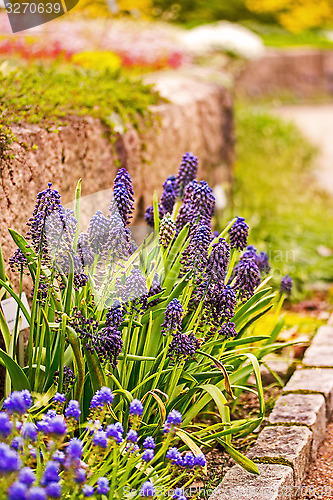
[209,316,333,500]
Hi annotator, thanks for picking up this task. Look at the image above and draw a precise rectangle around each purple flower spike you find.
[207,238,230,281]
[87,211,110,254]
[168,332,199,364]
[176,152,198,198]
[182,224,211,276]
[229,217,249,251]
[233,258,261,302]
[0,412,13,438]
[280,275,292,295]
[96,477,109,496]
[219,322,237,339]
[129,399,144,416]
[161,299,183,335]
[65,400,81,421]
[140,480,155,498]
[161,183,177,214]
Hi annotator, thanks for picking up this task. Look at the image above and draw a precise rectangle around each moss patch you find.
[0,64,160,158]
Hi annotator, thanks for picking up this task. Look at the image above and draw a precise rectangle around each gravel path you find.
[275,104,333,195]
[299,421,333,499]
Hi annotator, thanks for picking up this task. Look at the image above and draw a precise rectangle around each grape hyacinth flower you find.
[90,387,114,409]
[92,431,108,449]
[106,423,123,443]
[175,201,193,231]
[9,248,27,273]
[161,183,177,214]
[143,436,155,449]
[257,251,270,274]
[127,429,138,443]
[144,204,165,228]
[166,447,181,463]
[159,213,176,248]
[66,438,83,461]
[112,180,133,226]
[176,152,198,198]
[65,400,81,421]
[208,285,237,324]
[18,467,36,486]
[40,461,60,485]
[3,390,32,415]
[161,299,183,335]
[168,332,199,364]
[129,399,144,416]
[82,485,94,497]
[206,238,230,282]
[118,269,148,309]
[27,487,47,500]
[87,211,110,255]
[0,413,13,438]
[111,168,134,226]
[77,233,95,268]
[190,180,215,219]
[140,480,155,498]
[142,449,154,462]
[53,366,76,393]
[163,410,182,434]
[8,481,28,500]
[182,224,211,276]
[163,174,178,195]
[280,274,292,295]
[96,477,109,496]
[106,300,124,328]
[27,183,62,254]
[21,423,37,442]
[53,393,66,405]
[219,322,237,339]
[94,324,123,368]
[0,443,21,473]
[45,482,62,498]
[233,258,261,302]
[229,217,249,251]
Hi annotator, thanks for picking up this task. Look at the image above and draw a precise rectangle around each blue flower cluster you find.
[0,389,205,499]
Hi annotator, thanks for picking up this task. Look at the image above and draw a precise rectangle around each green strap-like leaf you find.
[0,348,31,391]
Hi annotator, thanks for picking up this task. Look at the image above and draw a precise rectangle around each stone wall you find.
[235,49,333,98]
[0,72,234,275]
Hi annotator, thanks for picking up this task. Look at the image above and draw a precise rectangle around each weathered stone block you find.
[208,464,294,500]
[283,368,333,419]
[311,325,333,346]
[268,393,325,459]
[302,344,333,368]
[247,426,312,487]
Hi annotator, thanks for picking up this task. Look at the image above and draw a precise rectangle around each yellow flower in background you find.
[75,0,152,18]
[71,51,122,73]
[246,0,333,32]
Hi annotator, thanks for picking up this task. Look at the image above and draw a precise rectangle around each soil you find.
[299,421,333,500]
[198,384,282,499]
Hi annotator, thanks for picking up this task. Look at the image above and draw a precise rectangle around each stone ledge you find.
[302,344,333,368]
[310,325,333,346]
[246,426,312,488]
[209,464,294,500]
[268,393,326,459]
[283,368,333,420]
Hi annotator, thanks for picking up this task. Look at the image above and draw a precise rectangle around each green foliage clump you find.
[0,64,159,132]
[231,103,333,297]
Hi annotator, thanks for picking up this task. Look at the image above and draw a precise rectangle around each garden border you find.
[209,314,333,500]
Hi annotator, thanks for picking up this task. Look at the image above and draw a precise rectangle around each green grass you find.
[228,103,333,299]
[242,21,333,49]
